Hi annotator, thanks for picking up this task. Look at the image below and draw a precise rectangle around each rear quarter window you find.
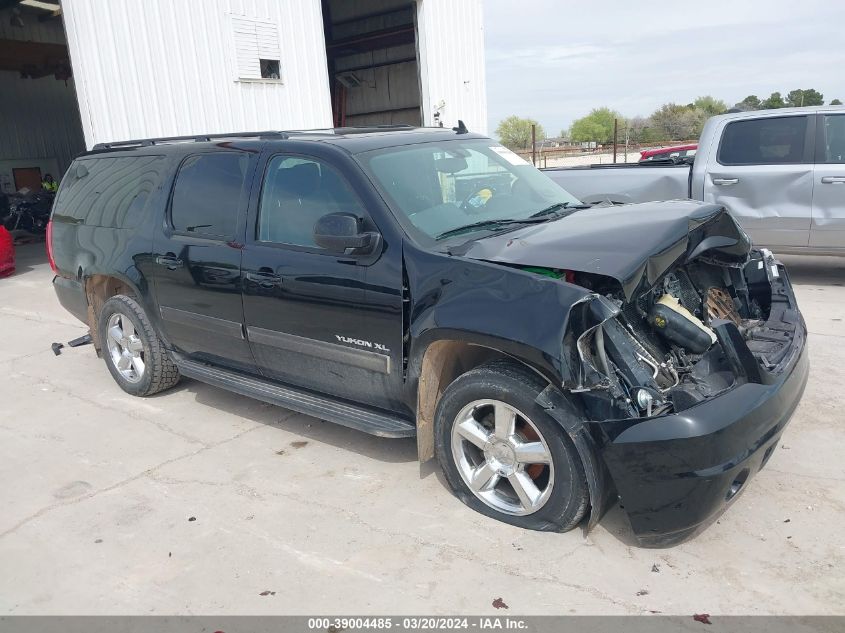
[53,155,167,228]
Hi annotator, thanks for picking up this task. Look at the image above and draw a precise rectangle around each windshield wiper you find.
[435,217,549,241]
[436,201,593,241]
[529,201,592,218]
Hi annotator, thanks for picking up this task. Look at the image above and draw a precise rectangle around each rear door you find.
[703,114,815,249]
[810,113,845,250]
[152,150,257,372]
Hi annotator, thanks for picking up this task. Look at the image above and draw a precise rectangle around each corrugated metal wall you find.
[0,7,86,190]
[61,0,334,148]
[416,0,487,134]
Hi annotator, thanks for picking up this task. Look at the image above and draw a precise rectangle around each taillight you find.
[46,220,57,273]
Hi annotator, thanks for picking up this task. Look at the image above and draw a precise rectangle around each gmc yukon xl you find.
[49,126,808,545]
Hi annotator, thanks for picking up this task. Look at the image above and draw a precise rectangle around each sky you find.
[483,0,845,137]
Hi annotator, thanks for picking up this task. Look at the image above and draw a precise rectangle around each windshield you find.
[357,139,582,243]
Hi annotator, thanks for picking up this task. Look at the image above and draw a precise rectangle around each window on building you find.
[230,15,282,81]
[171,153,248,238]
[258,155,365,248]
[718,116,808,165]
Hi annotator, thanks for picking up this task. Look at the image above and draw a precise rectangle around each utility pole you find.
[531,124,537,166]
[613,118,618,164]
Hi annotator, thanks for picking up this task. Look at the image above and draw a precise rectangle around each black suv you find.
[49,126,808,545]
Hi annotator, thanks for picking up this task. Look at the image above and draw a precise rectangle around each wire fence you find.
[508,122,698,168]
[513,139,699,168]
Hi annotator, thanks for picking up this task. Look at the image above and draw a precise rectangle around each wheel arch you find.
[83,274,143,353]
[411,331,560,463]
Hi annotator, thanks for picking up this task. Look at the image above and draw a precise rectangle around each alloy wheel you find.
[450,399,554,516]
[105,312,146,383]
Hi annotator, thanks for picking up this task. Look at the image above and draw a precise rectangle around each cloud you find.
[483,0,845,134]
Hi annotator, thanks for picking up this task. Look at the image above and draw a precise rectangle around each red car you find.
[639,143,697,162]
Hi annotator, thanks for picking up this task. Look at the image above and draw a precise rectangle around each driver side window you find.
[258,155,364,248]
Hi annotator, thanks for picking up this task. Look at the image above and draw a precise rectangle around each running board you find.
[175,358,416,438]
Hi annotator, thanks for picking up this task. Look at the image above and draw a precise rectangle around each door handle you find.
[155,255,183,269]
[821,176,845,184]
[245,270,281,288]
[713,178,739,186]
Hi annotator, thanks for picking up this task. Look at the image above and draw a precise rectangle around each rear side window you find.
[170,152,249,238]
[54,155,166,228]
[718,116,808,165]
[821,115,845,163]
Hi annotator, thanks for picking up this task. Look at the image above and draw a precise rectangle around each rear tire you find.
[434,360,588,532]
[98,294,180,396]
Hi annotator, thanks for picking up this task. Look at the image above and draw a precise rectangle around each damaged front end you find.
[510,209,808,545]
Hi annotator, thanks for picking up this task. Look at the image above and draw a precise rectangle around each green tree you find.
[831,99,843,106]
[761,92,786,109]
[735,95,761,111]
[570,107,624,144]
[693,95,728,117]
[495,116,545,150]
[648,103,707,140]
[786,89,824,107]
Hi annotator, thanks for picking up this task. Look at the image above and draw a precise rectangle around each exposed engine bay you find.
[537,248,799,421]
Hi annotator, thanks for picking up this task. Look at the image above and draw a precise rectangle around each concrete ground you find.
[0,243,843,615]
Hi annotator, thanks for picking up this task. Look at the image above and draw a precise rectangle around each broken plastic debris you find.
[67,333,92,348]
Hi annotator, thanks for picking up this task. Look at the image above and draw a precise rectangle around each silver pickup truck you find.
[544,106,845,255]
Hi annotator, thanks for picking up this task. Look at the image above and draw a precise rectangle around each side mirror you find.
[313,212,379,255]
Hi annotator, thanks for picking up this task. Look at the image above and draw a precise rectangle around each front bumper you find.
[597,257,808,546]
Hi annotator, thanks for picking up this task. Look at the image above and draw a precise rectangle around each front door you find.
[703,114,815,250]
[810,113,845,250]
[241,151,406,413]
[152,150,256,372]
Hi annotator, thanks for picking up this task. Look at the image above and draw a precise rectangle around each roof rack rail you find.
[332,124,416,135]
[92,130,288,150]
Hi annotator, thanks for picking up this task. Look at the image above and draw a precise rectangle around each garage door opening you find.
[321,0,423,128]
[0,0,85,200]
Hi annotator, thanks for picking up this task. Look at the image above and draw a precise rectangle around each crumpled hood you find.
[458,200,751,301]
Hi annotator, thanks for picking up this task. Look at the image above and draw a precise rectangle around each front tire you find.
[99,294,180,396]
[434,360,589,532]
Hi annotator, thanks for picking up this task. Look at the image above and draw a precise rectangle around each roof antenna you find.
[452,120,469,134]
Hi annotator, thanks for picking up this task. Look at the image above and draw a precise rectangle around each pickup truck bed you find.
[543,163,690,205]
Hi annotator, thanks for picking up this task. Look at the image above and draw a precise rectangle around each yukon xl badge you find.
[335,335,389,353]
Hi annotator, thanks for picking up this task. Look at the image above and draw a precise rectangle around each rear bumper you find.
[53,275,88,325]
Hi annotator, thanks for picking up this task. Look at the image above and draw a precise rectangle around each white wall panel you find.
[416,0,487,134]
[61,0,334,148]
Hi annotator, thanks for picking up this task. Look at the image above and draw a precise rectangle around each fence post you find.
[531,124,537,166]
[613,118,618,164]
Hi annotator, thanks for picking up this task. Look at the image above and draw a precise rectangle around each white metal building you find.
[0,0,487,192]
